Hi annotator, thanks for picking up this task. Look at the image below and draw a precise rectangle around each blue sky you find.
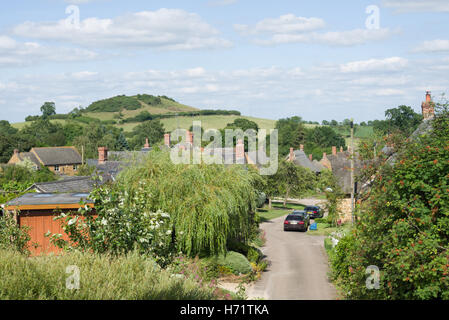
[1,0,449,123]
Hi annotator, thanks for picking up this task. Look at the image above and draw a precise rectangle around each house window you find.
[73,165,78,171]
[54,165,60,172]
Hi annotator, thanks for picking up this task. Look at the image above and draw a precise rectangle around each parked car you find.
[284,211,310,232]
[304,206,323,219]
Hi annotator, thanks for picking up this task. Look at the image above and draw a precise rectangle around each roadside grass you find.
[308,222,352,236]
[257,202,305,223]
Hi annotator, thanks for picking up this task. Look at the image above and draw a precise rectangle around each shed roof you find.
[32,147,82,166]
[5,192,94,211]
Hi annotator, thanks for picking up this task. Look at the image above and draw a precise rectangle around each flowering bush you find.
[50,182,174,266]
[330,103,449,299]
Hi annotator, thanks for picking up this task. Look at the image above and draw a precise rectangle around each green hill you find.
[12,94,277,132]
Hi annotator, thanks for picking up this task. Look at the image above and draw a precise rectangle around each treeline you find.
[120,109,241,124]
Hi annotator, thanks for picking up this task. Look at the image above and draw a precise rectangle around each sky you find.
[1,0,449,123]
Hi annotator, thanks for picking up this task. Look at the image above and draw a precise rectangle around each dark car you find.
[284,211,310,232]
[304,206,323,219]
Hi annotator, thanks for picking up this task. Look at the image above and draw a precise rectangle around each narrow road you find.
[247,198,337,300]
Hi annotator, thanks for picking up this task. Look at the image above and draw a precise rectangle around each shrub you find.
[0,249,215,300]
[214,251,252,275]
[0,214,30,254]
[330,102,449,299]
[118,151,258,257]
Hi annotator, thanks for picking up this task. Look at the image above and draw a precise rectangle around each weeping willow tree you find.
[118,151,259,257]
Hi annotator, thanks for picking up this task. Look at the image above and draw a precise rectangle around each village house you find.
[8,146,82,176]
[286,144,323,174]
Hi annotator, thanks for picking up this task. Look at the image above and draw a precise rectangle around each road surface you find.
[247,198,337,300]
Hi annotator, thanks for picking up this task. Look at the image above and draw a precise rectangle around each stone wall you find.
[338,198,352,223]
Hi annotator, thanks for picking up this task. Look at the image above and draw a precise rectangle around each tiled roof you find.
[32,147,82,166]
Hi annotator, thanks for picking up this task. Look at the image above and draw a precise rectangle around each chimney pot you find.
[98,147,108,164]
[14,149,19,155]
[144,138,150,149]
[309,154,313,161]
[300,144,304,151]
[289,148,294,161]
[323,152,327,159]
[340,146,343,153]
[164,133,171,147]
[332,146,337,156]
[422,91,435,120]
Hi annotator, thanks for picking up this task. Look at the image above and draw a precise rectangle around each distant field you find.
[118,115,277,132]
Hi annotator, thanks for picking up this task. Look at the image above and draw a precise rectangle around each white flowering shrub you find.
[50,183,174,266]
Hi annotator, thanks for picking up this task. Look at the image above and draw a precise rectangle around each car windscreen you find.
[286,215,304,221]
[305,207,317,211]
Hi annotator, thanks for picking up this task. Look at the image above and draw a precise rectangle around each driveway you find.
[247,199,337,300]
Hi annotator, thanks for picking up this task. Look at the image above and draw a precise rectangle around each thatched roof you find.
[288,149,322,173]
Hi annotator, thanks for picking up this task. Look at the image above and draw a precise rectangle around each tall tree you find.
[40,102,56,119]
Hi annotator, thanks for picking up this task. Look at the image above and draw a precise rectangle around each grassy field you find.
[118,114,277,132]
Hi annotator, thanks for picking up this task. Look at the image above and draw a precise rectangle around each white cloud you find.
[1,56,448,123]
[339,57,408,73]
[235,14,325,35]
[0,36,98,67]
[382,0,449,13]
[235,14,394,46]
[12,9,232,50]
[413,39,449,53]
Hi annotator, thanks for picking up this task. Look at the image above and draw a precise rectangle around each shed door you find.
[18,210,69,256]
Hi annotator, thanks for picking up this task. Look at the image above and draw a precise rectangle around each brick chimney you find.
[164,133,171,147]
[422,91,435,120]
[144,138,150,149]
[236,139,245,163]
[309,154,313,161]
[98,147,108,164]
[289,148,294,161]
[300,144,304,151]
[332,146,337,156]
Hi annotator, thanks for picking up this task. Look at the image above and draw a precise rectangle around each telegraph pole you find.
[350,119,355,224]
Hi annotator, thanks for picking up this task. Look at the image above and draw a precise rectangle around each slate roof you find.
[27,176,96,193]
[6,192,93,209]
[87,159,126,182]
[32,147,82,166]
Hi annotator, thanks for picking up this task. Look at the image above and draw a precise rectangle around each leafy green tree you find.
[275,116,306,156]
[385,105,423,135]
[129,119,165,150]
[40,102,56,119]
